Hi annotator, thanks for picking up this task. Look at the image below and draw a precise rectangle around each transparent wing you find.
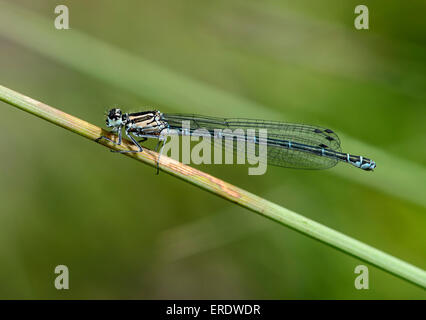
[163,114,342,169]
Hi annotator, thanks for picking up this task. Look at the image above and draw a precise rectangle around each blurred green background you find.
[0,0,425,299]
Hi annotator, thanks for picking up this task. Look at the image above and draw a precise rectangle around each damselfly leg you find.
[154,133,168,175]
[110,130,144,153]
[95,127,123,149]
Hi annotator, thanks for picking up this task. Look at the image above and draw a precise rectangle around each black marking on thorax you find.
[129,114,155,124]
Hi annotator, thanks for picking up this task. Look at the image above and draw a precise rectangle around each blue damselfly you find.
[97,108,376,173]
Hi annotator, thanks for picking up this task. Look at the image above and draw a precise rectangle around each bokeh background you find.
[0,0,425,299]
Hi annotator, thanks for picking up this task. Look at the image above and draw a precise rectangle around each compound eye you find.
[114,109,122,118]
[108,109,116,119]
[108,108,122,120]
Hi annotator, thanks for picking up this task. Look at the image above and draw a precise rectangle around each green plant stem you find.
[1,84,425,288]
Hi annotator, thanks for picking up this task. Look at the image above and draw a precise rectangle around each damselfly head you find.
[106,108,124,128]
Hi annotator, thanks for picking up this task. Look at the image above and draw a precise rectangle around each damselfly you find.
[96,108,376,173]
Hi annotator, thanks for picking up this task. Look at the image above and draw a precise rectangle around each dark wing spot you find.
[324,129,334,133]
[326,136,335,141]
[319,144,329,148]
[314,129,322,134]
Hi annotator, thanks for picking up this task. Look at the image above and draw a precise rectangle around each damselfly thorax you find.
[125,110,168,137]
